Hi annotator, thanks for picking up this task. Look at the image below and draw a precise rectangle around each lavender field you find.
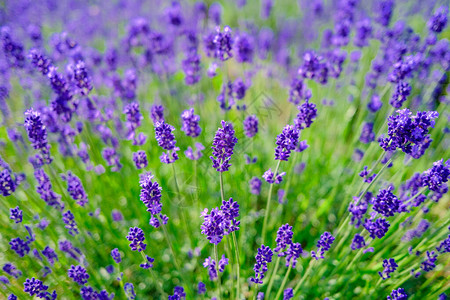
[0,0,449,299]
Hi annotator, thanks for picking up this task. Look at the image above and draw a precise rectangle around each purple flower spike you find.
[379,258,398,279]
[68,265,89,285]
[387,288,408,300]
[250,245,273,284]
[181,108,201,138]
[244,115,259,138]
[210,121,238,172]
[275,125,299,161]
[311,232,335,260]
[126,227,147,252]
[10,206,22,223]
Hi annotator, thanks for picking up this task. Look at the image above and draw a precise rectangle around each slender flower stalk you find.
[214,244,222,300]
[274,264,293,300]
[262,160,281,245]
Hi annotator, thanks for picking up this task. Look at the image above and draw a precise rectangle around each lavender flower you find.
[68,265,89,285]
[379,109,439,159]
[200,207,227,245]
[275,125,299,161]
[198,282,206,294]
[311,232,335,260]
[140,255,155,269]
[351,233,366,250]
[274,224,293,256]
[285,242,303,268]
[203,257,217,280]
[24,108,51,163]
[62,210,79,236]
[244,115,259,138]
[39,247,56,266]
[420,251,438,272]
[283,288,294,300]
[23,277,56,299]
[387,288,408,300]
[210,121,238,172]
[124,282,136,299]
[139,172,163,227]
[364,218,390,239]
[390,81,411,108]
[294,100,317,130]
[181,108,201,138]
[61,172,88,206]
[3,263,22,278]
[169,286,186,300]
[213,26,233,61]
[249,177,262,195]
[359,166,376,183]
[436,234,450,253]
[234,32,254,63]
[133,151,148,169]
[71,61,92,95]
[28,49,52,75]
[10,206,22,223]
[250,245,273,284]
[9,237,30,257]
[428,6,448,33]
[373,186,401,217]
[220,198,240,233]
[379,258,398,279]
[185,143,205,160]
[111,248,121,263]
[360,123,375,144]
[127,227,146,252]
[288,78,311,104]
[421,159,450,192]
[124,102,144,144]
[182,51,201,85]
[218,254,229,272]
[263,169,286,184]
[150,105,164,124]
[155,122,179,164]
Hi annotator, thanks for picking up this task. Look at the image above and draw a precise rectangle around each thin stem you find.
[275,264,293,300]
[232,231,241,300]
[265,256,281,299]
[139,252,166,297]
[159,218,180,270]
[293,259,315,295]
[225,236,235,300]
[219,172,225,202]
[262,160,282,245]
[214,244,222,300]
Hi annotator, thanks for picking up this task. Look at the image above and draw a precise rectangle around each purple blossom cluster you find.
[210,121,238,172]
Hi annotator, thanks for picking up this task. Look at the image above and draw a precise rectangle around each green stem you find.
[214,244,222,300]
[265,256,281,299]
[275,264,293,300]
[262,160,282,245]
[293,259,315,295]
[159,217,180,271]
[219,172,225,202]
[139,252,166,296]
[232,231,241,300]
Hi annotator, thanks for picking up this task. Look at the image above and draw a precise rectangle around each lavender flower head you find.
[263,169,286,184]
[10,206,22,223]
[61,171,88,206]
[210,121,238,172]
[311,232,335,260]
[274,224,293,256]
[250,245,273,284]
[213,26,233,61]
[139,172,164,227]
[155,121,179,164]
[379,258,398,279]
[421,159,450,192]
[428,6,448,33]
[364,218,390,239]
[244,115,259,138]
[150,105,164,124]
[62,210,79,236]
[201,198,240,244]
[379,109,439,159]
[185,143,205,160]
[275,125,299,161]
[351,233,366,250]
[126,227,147,252]
[373,186,401,217]
[68,265,89,285]
[133,151,148,169]
[249,177,262,195]
[9,237,30,257]
[181,108,201,138]
[111,248,121,263]
[294,100,317,130]
[24,108,51,163]
[387,288,408,300]
[203,257,218,281]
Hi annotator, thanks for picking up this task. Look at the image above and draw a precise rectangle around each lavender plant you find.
[0,1,449,299]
